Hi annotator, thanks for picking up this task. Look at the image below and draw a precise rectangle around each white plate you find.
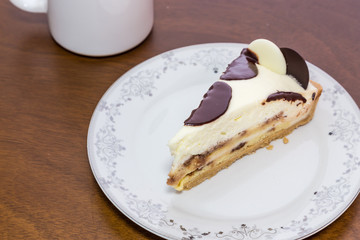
[87,43,360,240]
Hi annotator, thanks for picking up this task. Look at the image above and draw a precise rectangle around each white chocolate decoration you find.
[248,39,287,75]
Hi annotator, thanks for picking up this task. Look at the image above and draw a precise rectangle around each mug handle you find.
[10,0,47,13]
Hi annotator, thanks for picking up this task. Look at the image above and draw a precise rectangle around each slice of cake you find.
[167,39,322,191]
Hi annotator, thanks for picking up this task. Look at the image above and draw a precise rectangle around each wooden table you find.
[1,0,359,239]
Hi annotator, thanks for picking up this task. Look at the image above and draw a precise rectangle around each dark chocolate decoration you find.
[220,48,258,80]
[280,47,309,89]
[184,82,232,126]
[266,91,307,103]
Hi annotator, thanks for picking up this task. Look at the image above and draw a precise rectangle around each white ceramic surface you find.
[10,0,154,56]
[87,43,360,239]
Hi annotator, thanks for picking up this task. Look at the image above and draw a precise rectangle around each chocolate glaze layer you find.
[280,48,309,89]
[220,48,258,80]
[266,91,307,103]
[185,82,232,126]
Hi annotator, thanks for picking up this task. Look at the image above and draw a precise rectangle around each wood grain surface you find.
[1,0,359,239]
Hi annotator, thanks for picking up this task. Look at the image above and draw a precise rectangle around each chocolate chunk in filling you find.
[231,142,247,153]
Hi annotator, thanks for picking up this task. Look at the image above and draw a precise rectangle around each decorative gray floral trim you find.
[180,225,210,240]
[311,177,351,215]
[189,48,236,74]
[330,109,360,151]
[215,224,277,240]
[126,192,168,226]
[90,45,360,240]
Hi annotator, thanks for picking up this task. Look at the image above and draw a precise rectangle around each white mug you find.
[10,0,154,56]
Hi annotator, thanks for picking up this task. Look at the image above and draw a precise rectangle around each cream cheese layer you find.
[168,64,317,168]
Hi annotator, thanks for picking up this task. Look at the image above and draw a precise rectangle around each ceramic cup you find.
[10,0,154,56]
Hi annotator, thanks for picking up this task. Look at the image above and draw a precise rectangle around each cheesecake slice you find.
[167,39,322,191]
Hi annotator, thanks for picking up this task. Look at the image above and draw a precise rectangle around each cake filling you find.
[168,65,313,168]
